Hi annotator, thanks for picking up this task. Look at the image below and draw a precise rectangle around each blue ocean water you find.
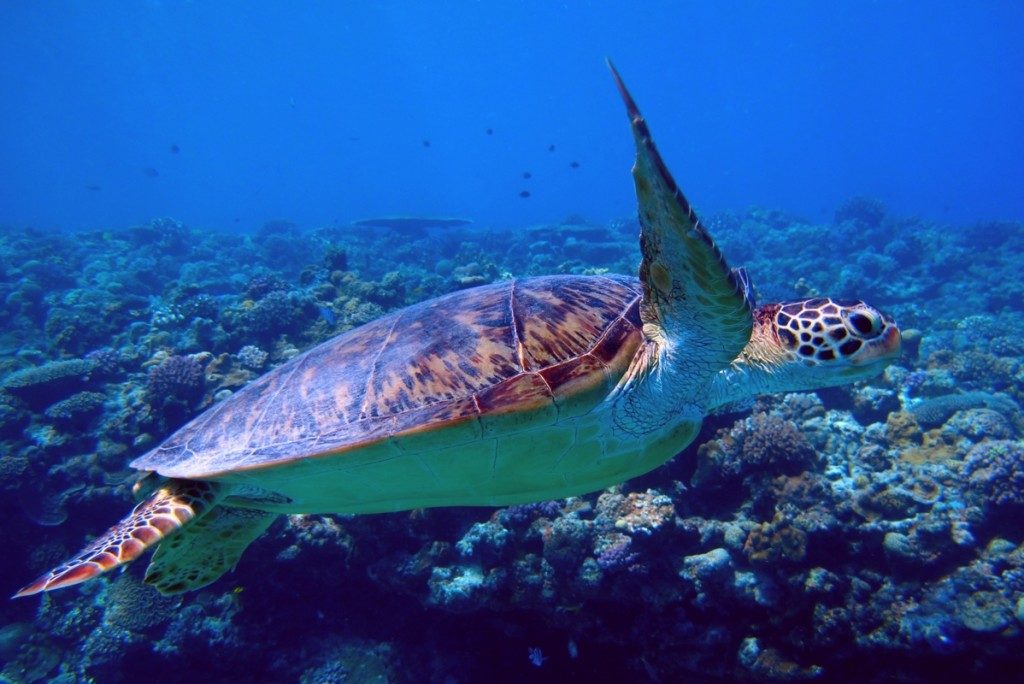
[1,3,1024,683]
[2,2,1022,231]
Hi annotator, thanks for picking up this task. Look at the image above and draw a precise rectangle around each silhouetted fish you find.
[142,167,159,178]
[548,144,556,152]
[570,161,580,169]
[522,171,532,179]
[519,190,531,198]
[422,140,431,148]
[85,184,101,191]
[170,144,180,154]
[486,128,493,135]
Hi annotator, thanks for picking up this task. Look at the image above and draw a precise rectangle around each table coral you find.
[2,359,95,409]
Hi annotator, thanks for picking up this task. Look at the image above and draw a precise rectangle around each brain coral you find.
[104,574,179,633]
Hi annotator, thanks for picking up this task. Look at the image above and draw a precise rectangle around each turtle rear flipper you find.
[144,505,276,594]
[14,480,222,597]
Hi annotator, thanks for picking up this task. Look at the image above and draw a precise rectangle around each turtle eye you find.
[848,311,881,338]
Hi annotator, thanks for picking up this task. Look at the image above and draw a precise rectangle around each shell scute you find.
[516,277,638,370]
[478,373,559,438]
[389,397,483,454]
[131,274,643,479]
[590,306,642,367]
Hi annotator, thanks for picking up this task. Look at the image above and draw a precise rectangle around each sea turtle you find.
[16,63,901,598]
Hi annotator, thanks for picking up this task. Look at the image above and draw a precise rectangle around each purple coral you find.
[594,533,640,572]
[740,413,818,474]
[963,440,1024,509]
[498,500,563,527]
[146,354,205,403]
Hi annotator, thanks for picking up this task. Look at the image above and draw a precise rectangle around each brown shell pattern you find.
[131,274,643,478]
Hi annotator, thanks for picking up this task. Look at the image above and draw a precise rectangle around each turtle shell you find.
[131,274,643,480]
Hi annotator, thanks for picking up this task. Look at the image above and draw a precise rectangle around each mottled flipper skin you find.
[144,505,275,595]
[13,481,221,597]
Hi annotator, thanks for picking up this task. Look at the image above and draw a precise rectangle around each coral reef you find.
[0,209,1021,682]
[2,359,96,409]
[963,440,1024,511]
[146,354,205,404]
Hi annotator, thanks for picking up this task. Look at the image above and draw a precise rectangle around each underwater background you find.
[1,2,1023,682]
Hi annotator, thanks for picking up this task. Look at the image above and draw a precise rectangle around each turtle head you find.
[766,298,901,378]
[709,297,901,409]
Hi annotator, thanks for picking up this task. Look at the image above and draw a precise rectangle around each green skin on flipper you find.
[15,63,902,598]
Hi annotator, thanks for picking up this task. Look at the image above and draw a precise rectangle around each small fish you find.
[169,143,180,154]
[519,190,531,198]
[569,161,580,169]
[522,171,532,179]
[485,127,493,135]
[422,139,431,148]
[142,167,159,178]
[567,638,578,659]
[547,144,556,152]
[85,184,101,191]
[527,647,545,667]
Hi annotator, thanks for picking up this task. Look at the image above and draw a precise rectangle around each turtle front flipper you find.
[608,61,754,366]
[13,480,222,597]
[144,505,276,595]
